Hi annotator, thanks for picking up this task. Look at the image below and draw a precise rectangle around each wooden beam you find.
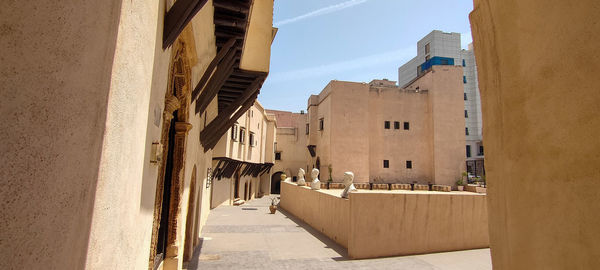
[214,19,245,30]
[163,0,209,49]
[220,86,246,92]
[202,89,260,150]
[200,76,263,148]
[213,1,249,13]
[194,46,238,115]
[223,82,250,89]
[227,76,255,83]
[191,38,236,102]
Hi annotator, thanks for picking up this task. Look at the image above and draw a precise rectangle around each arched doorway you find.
[149,40,193,269]
[271,171,283,194]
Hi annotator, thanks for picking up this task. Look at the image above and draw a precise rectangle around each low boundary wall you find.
[280,182,349,248]
[280,182,489,259]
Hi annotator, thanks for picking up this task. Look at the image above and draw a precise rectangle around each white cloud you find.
[268,46,414,83]
[275,0,370,27]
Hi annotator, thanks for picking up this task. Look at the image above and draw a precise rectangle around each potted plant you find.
[456,178,465,191]
[269,197,279,214]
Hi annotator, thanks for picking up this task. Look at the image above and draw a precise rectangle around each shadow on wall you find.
[139,2,182,214]
[0,1,123,269]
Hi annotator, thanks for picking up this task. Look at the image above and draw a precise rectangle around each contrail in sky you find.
[275,0,370,26]
[268,46,415,84]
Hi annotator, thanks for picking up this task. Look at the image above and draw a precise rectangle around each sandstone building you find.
[0,1,275,269]
[398,30,485,177]
[470,0,600,269]
[265,109,309,193]
[272,67,466,186]
[211,101,276,207]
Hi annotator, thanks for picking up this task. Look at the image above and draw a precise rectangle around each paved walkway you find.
[186,196,491,270]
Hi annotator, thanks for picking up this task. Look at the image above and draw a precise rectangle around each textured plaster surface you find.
[188,196,491,270]
[0,1,122,269]
[470,0,600,269]
[85,0,164,268]
[280,182,488,259]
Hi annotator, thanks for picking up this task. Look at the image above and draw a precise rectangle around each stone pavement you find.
[186,196,491,270]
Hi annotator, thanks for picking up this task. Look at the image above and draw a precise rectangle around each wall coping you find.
[283,182,485,197]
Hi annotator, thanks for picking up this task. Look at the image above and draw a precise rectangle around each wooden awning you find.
[212,157,273,179]
[191,0,273,151]
[163,0,210,49]
[164,0,273,151]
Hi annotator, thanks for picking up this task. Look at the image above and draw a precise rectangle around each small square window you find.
[406,160,412,169]
[231,124,239,141]
[464,93,468,100]
[465,110,468,118]
[466,145,472,158]
[305,123,309,135]
[275,152,281,160]
[463,76,467,84]
[394,121,400,129]
[384,121,390,129]
[383,160,389,168]
[240,128,246,144]
[479,145,484,156]
[319,118,324,130]
[465,127,469,136]
[425,43,430,54]
[403,122,410,130]
[249,132,256,147]
[462,59,466,67]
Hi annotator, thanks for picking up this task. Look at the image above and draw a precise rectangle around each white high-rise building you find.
[398,30,484,176]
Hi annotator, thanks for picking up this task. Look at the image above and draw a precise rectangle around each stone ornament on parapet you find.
[341,171,357,199]
[310,168,321,190]
[297,168,306,186]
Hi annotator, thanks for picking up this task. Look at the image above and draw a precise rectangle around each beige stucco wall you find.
[470,0,600,269]
[367,84,433,183]
[0,1,122,269]
[1,0,274,269]
[280,182,489,259]
[407,66,467,186]
[307,86,334,181]
[0,0,221,269]
[214,102,270,164]
[87,1,218,269]
[330,81,371,182]
[349,192,489,259]
[280,182,350,248]
[270,112,309,179]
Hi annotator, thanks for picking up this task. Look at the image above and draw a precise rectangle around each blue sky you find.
[257,0,474,112]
